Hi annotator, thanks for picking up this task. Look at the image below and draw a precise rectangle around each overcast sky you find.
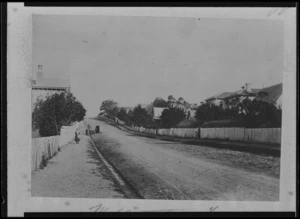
[33,15,283,116]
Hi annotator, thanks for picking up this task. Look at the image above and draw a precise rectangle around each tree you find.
[153,97,168,107]
[160,107,186,128]
[32,91,86,137]
[240,99,282,128]
[32,97,43,131]
[177,97,184,103]
[100,100,119,119]
[131,104,152,127]
[195,97,281,128]
[117,108,130,124]
[195,102,234,122]
[168,95,175,101]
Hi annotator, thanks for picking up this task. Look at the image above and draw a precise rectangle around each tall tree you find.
[100,100,119,118]
[153,97,168,107]
[168,95,175,101]
[32,92,86,137]
[131,104,152,127]
[195,102,233,122]
[240,99,282,128]
[117,108,130,124]
[160,107,186,128]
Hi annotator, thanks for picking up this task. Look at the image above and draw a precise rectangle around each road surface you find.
[89,119,280,201]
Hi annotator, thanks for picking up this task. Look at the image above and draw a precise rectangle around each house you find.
[205,92,233,109]
[254,83,282,108]
[204,82,282,109]
[153,107,167,120]
[32,65,70,111]
[205,83,260,109]
[186,109,197,119]
[224,84,260,103]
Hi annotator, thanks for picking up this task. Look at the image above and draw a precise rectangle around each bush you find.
[195,100,282,128]
[195,103,234,122]
[160,107,186,128]
[117,108,130,124]
[32,92,86,137]
[240,100,282,128]
[131,105,153,127]
[100,100,119,118]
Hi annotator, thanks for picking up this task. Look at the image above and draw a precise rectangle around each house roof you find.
[204,83,282,105]
[251,88,261,93]
[206,92,232,101]
[254,83,282,104]
[222,88,259,99]
[32,78,69,89]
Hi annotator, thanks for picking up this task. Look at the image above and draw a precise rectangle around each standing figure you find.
[75,129,80,143]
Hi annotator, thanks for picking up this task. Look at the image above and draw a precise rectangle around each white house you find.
[153,107,167,120]
[32,65,70,111]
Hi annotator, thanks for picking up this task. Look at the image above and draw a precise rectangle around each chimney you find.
[36,64,43,81]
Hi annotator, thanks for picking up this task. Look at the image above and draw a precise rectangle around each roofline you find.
[223,93,256,99]
[260,82,283,90]
[32,86,69,90]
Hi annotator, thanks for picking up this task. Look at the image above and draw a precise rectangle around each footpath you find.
[98,117,280,157]
[31,133,125,198]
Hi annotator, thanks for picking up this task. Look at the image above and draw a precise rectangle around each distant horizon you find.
[33,15,283,116]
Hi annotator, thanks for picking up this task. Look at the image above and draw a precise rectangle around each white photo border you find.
[6,3,296,216]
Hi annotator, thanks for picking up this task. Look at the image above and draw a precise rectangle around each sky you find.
[33,15,283,117]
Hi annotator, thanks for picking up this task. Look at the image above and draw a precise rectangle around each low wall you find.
[31,123,79,172]
[60,126,77,146]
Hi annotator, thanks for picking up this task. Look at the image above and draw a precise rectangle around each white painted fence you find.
[31,123,78,172]
[200,127,246,141]
[132,125,281,144]
[60,125,77,146]
[199,127,281,144]
[245,128,281,144]
[97,117,281,145]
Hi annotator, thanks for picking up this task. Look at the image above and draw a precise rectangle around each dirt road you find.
[90,119,280,201]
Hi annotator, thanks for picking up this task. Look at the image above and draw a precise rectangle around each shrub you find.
[160,107,186,128]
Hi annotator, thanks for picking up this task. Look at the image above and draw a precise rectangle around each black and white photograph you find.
[6,3,297,216]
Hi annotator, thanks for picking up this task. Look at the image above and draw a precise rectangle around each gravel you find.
[140,137,280,178]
